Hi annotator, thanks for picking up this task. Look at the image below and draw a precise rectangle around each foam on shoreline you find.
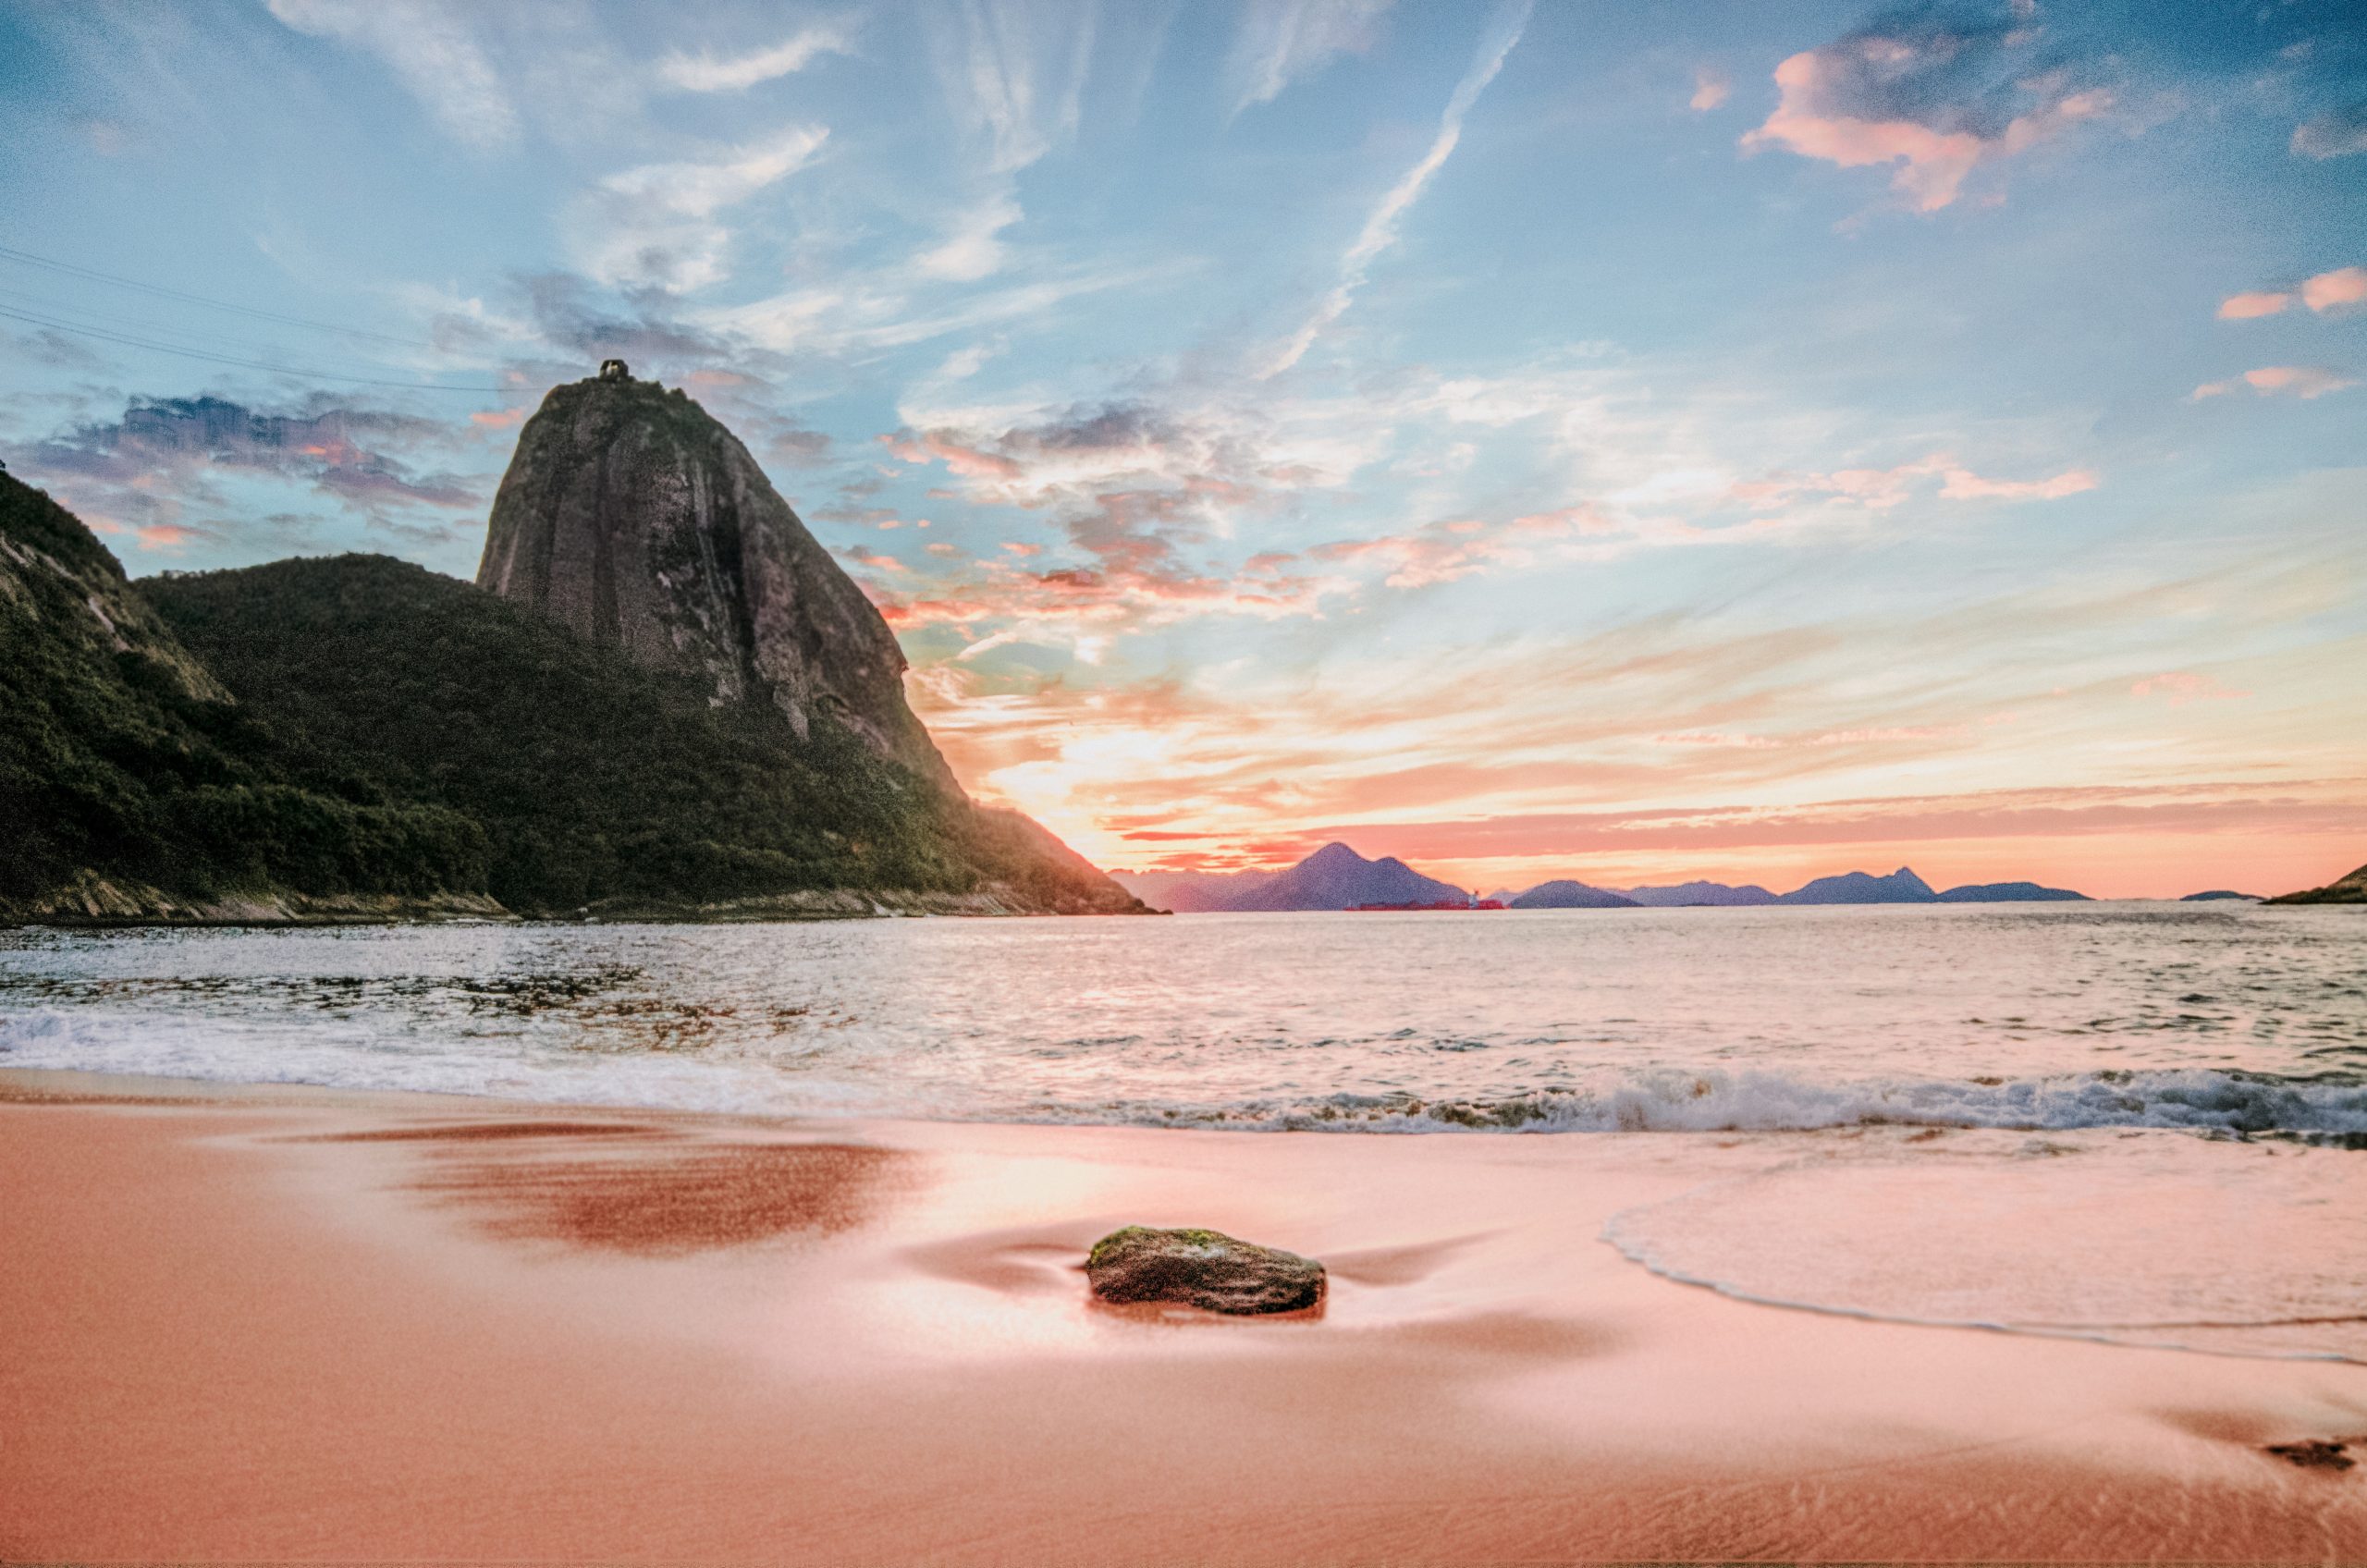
[5,1007,2363,1136]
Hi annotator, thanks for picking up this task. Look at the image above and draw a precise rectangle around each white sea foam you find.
[6,1007,2362,1136]
[1195,1064,2367,1134]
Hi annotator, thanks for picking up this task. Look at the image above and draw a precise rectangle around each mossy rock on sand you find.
[1085,1226,1325,1315]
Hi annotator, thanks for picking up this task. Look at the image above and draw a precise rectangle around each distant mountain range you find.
[1509,880,1637,909]
[1622,879,1777,907]
[1115,847,2100,913]
[1116,842,1468,913]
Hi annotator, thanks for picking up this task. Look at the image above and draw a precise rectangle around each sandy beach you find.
[5,1066,2364,1564]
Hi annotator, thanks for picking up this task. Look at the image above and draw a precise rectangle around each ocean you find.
[3,901,2361,1134]
[6,900,2364,1362]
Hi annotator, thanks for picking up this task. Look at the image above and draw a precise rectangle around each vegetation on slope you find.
[147,554,1137,916]
[0,474,487,914]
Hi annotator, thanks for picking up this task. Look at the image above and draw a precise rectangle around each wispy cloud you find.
[1731,454,2098,510]
[2292,102,2367,160]
[2191,365,2357,400]
[928,0,1099,175]
[1261,0,1531,377]
[658,20,856,92]
[267,0,517,148]
[1226,0,1393,116]
[916,190,1025,282]
[569,126,828,291]
[2130,671,2250,705]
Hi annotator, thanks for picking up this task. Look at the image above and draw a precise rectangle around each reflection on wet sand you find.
[423,1139,911,1254]
[313,1117,916,1254]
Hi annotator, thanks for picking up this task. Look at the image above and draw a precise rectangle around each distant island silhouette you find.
[1115,844,2106,913]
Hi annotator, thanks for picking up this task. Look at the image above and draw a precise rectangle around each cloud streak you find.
[2191,366,2357,400]
[570,126,829,291]
[1260,0,1532,376]
[268,0,518,147]
[1226,0,1393,115]
[658,20,855,92]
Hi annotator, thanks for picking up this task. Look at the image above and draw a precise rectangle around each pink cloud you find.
[2130,672,2250,705]
[1689,67,1730,112]
[134,524,193,549]
[2193,366,2358,400]
[1741,35,2108,212]
[1735,453,2097,510]
[2216,265,2367,321]
[1310,524,1503,588]
[2217,290,2293,320]
[1936,466,2098,501]
[881,429,1022,480]
[468,407,526,429]
[2300,265,2367,312]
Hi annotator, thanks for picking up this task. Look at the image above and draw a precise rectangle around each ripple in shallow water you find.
[1603,1131,2367,1361]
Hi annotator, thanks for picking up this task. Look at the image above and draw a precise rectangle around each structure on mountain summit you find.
[475,368,959,791]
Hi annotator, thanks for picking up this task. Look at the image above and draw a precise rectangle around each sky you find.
[2,0,2363,899]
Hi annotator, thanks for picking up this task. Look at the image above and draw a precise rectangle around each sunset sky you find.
[3,0,2362,897]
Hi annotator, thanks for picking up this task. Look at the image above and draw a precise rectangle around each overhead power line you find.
[0,242,444,353]
[0,304,509,393]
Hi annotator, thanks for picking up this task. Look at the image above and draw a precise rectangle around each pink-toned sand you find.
[4,1066,2363,1563]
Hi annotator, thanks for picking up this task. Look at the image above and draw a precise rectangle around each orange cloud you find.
[469,408,526,429]
[134,524,193,549]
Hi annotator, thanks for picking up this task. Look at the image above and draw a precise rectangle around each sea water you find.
[6,902,2364,1361]
[3,902,2360,1134]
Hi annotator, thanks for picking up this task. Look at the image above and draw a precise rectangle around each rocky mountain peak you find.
[476,372,957,791]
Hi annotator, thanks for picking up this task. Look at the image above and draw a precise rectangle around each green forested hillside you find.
[150,553,1136,913]
[0,474,487,915]
[1,472,1141,921]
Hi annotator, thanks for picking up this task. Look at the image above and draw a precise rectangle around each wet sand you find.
[4,1066,2364,1563]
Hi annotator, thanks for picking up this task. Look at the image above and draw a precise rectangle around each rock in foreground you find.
[1085,1226,1325,1314]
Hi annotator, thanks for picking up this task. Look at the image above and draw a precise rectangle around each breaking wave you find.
[5,1007,2363,1136]
[1019,1065,2367,1134]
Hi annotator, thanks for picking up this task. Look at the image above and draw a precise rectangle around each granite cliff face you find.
[477,368,955,790]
